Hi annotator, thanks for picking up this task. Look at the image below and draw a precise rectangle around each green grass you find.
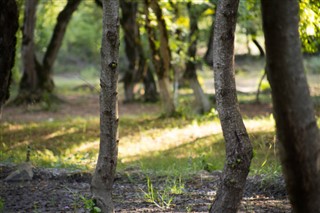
[0,111,285,177]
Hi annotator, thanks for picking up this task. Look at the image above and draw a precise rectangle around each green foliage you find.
[238,0,262,38]
[299,0,320,53]
[80,195,101,213]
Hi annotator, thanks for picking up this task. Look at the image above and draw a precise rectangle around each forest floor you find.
[1,163,290,213]
[0,93,293,212]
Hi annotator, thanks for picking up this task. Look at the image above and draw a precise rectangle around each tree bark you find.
[210,0,253,212]
[0,0,19,113]
[144,0,175,116]
[261,0,320,212]
[185,2,211,114]
[91,0,120,212]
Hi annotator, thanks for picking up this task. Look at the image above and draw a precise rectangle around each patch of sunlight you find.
[244,116,275,132]
[10,140,31,150]
[2,123,24,131]
[43,127,78,140]
[72,140,99,153]
[119,122,222,163]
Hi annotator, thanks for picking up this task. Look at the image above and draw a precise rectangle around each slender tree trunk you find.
[144,0,175,116]
[252,38,265,57]
[91,0,120,212]
[255,71,266,103]
[0,0,19,113]
[204,21,214,66]
[261,0,320,212]
[210,0,253,212]
[40,0,82,92]
[185,2,211,114]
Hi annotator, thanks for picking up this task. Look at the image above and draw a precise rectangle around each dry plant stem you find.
[91,0,120,212]
[210,0,253,212]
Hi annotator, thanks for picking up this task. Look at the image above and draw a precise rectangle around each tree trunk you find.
[91,0,120,212]
[41,0,82,92]
[210,0,253,212]
[143,66,158,102]
[185,2,211,114]
[0,0,19,113]
[204,21,214,66]
[16,0,81,104]
[252,38,265,57]
[120,0,138,102]
[261,0,320,212]
[19,0,38,100]
[144,0,175,116]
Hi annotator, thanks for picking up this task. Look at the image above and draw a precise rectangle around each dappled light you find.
[0,0,319,212]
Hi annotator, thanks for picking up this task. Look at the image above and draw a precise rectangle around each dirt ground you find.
[0,164,290,213]
[0,94,291,212]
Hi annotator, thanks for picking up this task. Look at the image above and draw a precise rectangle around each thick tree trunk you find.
[142,66,158,102]
[144,0,175,116]
[0,0,19,113]
[261,0,320,212]
[210,0,253,212]
[120,0,138,102]
[91,0,119,212]
[120,0,158,103]
[19,0,38,96]
[41,0,82,92]
[185,2,211,114]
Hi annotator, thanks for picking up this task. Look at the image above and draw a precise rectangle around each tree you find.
[0,0,19,113]
[119,0,158,103]
[144,0,175,116]
[210,0,253,212]
[184,1,211,114]
[15,0,81,104]
[90,0,120,212]
[17,0,38,104]
[261,0,320,212]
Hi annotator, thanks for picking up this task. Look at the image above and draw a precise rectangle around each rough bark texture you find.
[144,0,175,116]
[210,0,253,212]
[91,0,120,212]
[261,0,320,212]
[16,0,81,104]
[184,2,211,114]
[0,0,18,113]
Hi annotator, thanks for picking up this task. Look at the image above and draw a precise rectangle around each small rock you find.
[5,162,34,182]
